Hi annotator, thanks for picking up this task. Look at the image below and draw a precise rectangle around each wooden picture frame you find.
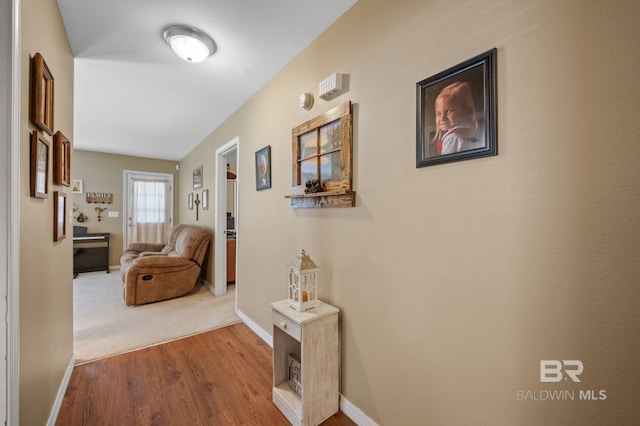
[193,166,203,190]
[30,52,54,136]
[416,48,497,168]
[53,191,67,241]
[30,130,49,198]
[287,101,355,208]
[72,179,83,194]
[53,131,71,186]
[255,145,271,191]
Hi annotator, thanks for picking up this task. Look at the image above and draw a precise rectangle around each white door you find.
[123,171,173,247]
[214,138,238,296]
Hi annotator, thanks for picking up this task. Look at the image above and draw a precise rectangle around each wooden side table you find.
[271,300,339,426]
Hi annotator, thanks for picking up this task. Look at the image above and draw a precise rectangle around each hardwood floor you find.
[56,323,355,425]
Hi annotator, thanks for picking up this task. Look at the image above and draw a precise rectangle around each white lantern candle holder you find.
[287,249,320,312]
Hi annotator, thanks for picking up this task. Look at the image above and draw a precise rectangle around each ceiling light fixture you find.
[163,25,216,63]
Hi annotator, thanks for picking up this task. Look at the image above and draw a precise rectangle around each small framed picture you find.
[53,131,71,186]
[72,179,83,194]
[193,165,203,190]
[255,145,271,191]
[53,191,67,242]
[188,192,194,210]
[202,189,209,210]
[30,53,54,136]
[416,48,497,168]
[30,130,49,199]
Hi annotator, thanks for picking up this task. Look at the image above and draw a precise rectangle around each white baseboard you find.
[109,265,120,271]
[202,278,214,294]
[340,394,378,426]
[237,309,272,346]
[237,310,375,426]
[47,353,76,426]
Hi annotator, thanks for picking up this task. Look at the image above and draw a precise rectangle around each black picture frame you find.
[416,48,497,168]
[255,145,271,191]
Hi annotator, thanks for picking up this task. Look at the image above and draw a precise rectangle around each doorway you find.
[214,137,239,298]
[122,171,174,248]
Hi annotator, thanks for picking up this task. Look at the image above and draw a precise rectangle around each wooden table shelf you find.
[271,300,339,426]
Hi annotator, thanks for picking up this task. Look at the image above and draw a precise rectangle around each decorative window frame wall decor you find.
[53,131,71,186]
[286,101,355,208]
[30,130,49,199]
[31,52,55,136]
[416,48,497,168]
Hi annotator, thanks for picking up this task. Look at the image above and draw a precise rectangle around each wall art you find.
[54,191,67,241]
[193,166,203,190]
[53,131,71,186]
[255,145,271,191]
[72,179,83,194]
[30,130,49,198]
[416,48,497,168]
[30,52,55,135]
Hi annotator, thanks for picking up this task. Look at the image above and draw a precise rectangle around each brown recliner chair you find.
[120,224,211,306]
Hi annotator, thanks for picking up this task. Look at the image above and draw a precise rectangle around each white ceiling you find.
[57,0,357,161]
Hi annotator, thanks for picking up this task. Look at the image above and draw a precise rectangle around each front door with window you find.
[124,171,173,247]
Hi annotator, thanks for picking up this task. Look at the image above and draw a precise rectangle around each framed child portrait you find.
[416,48,497,168]
[255,145,271,191]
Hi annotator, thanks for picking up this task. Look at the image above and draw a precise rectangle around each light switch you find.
[108,211,119,218]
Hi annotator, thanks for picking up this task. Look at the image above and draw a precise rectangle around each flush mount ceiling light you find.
[163,25,216,63]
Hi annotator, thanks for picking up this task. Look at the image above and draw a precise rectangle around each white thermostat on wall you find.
[319,73,342,99]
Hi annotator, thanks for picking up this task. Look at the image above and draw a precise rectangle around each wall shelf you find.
[288,101,355,209]
[284,190,355,208]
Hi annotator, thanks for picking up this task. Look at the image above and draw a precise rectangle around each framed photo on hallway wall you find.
[255,145,271,191]
[30,130,49,199]
[416,48,497,168]
[193,166,203,190]
[53,191,67,242]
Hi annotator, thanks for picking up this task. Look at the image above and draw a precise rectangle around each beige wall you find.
[176,140,218,284]
[20,0,74,424]
[181,0,640,424]
[72,150,179,265]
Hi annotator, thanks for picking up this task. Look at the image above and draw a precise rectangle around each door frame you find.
[122,170,174,250]
[214,137,239,297]
[2,0,20,422]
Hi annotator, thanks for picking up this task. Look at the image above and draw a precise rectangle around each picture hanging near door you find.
[202,189,209,210]
[193,165,203,189]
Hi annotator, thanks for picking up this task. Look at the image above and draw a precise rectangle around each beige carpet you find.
[73,271,241,364]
